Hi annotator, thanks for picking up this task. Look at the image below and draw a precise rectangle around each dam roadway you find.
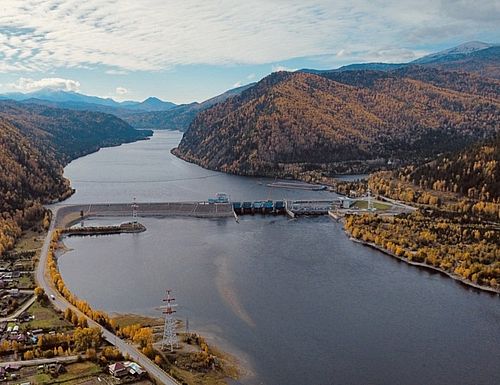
[54,201,235,227]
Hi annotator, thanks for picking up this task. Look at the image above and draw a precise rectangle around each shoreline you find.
[110,313,245,384]
[348,235,500,295]
[171,147,373,183]
[54,233,246,385]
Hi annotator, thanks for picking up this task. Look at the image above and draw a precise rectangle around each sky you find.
[0,0,498,104]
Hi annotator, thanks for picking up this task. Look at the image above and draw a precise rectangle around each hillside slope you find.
[0,102,152,254]
[317,66,500,99]
[0,101,151,162]
[174,70,500,178]
[347,134,500,292]
[401,134,500,203]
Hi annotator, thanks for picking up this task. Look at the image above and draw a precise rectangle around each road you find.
[0,295,36,323]
[0,354,82,368]
[54,202,234,227]
[35,207,179,385]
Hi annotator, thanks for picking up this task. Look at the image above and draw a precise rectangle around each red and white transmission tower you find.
[161,289,178,352]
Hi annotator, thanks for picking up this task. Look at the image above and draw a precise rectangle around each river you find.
[58,131,500,385]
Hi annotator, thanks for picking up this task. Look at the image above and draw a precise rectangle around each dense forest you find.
[342,135,500,292]
[345,210,499,291]
[0,101,152,162]
[364,134,500,221]
[174,68,499,179]
[0,101,152,255]
[401,134,499,203]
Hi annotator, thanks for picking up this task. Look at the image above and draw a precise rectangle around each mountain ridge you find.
[174,67,500,180]
[301,42,500,79]
[0,90,176,112]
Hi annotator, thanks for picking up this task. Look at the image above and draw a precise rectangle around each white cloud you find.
[0,0,497,73]
[232,81,242,88]
[115,86,128,95]
[272,65,298,73]
[8,77,81,92]
[247,73,256,80]
[336,49,347,57]
[106,69,128,75]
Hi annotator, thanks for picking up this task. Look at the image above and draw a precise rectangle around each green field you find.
[18,275,35,289]
[112,313,163,328]
[15,229,44,252]
[23,301,73,331]
[28,362,102,385]
[353,200,392,210]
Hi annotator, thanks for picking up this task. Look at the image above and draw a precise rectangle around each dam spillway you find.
[54,201,235,227]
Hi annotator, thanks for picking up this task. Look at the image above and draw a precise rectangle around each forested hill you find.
[174,69,500,179]
[0,101,152,255]
[399,134,500,203]
[316,66,500,100]
[0,101,152,162]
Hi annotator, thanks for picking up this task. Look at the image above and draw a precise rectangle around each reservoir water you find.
[59,131,500,385]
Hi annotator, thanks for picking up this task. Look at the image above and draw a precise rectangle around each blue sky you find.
[0,0,498,104]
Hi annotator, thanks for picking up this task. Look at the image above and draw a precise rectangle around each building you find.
[20,312,31,323]
[124,361,146,377]
[8,289,20,297]
[46,363,66,375]
[108,362,128,378]
[208,192,230,204]
[109,361,146,378]
[340,197,354,209]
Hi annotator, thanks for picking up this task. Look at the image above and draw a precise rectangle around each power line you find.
[71,174,221,184]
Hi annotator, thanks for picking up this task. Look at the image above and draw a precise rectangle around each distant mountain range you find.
[0,89,176,115]
[0,41,498,136]
[0,84,254,131]
[174,45,500,179]
[123,83,256,131]
[303,41,500,79]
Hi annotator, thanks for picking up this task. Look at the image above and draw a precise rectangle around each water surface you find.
[59,131,500,385]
